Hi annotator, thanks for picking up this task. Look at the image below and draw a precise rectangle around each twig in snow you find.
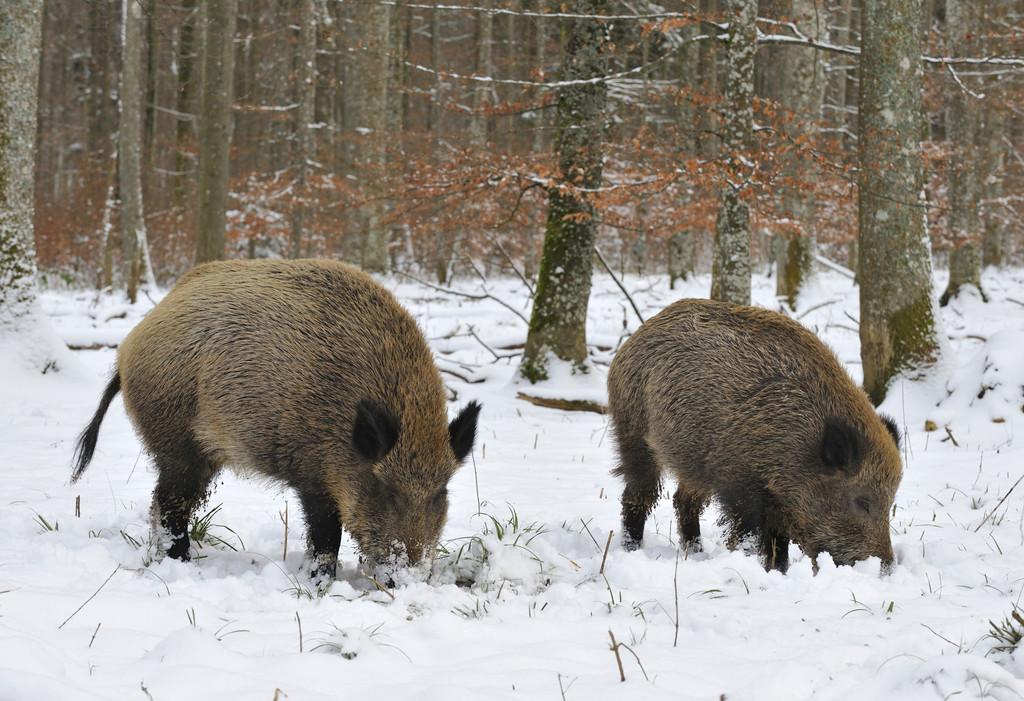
[58,566,120,629]
[673,549,681,648]
[89,622,102,648]
[943,426,960,447]
[396,271,529,325]
[608,630,650,682]
[974,474,1024,533]
[599,530,613,575]
[280,501,289,561]
[295,611,303,652]
[362,571,396,600]
[594,245,645,324]
[608,630,626,682]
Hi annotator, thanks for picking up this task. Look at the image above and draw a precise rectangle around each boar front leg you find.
[297,484,343,580]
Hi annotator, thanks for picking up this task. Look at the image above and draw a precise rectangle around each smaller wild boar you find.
[608,299,902,572]
[72,259,480,579]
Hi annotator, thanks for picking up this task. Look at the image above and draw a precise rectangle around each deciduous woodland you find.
[2,1,1024,699]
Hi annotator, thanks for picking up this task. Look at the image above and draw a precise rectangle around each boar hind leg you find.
[297,484,342,580]
[151,441,218,562]
[673,485,706,553]
[615,436,661,551]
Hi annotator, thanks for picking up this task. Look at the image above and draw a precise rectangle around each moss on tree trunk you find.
[858,0,941,404]
[520,0,609,383]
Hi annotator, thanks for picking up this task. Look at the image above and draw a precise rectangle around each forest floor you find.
[2,266,1023,700]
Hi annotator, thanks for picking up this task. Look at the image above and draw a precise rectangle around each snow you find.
[1,267,1023,700]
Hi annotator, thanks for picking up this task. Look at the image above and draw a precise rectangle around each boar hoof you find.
[622,533,641,552]
[167,537,191,562]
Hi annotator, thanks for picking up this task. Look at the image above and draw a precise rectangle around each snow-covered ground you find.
[2,266,1023,700]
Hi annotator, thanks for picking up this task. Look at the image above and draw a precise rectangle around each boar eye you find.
[854,496,872,516]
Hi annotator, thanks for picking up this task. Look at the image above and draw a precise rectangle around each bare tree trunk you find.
[858,0,940,404]
[775,0,826,308]
[470,0,494,146]
[194,0,237,265]
[173,0,199,227]
[710,0,756,306]
[520,0,609,383]
[940,0,984,304]
[290,0,317,259]
[0,0,44,329]
[119,0,147,302]
[980,107,1006,268]
[357,1,391,272]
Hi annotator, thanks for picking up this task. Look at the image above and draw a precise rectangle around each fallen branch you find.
[396,271,529,325]
[516,392,607,415]
[814,254,856,279]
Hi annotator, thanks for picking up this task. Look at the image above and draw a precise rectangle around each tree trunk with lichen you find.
[776,0,825,308]
[194,0,237,265]
[519,0,609,383]
[710,0,756,306]
[357,1,391,272]
[980,107,1006,269]
[0,0,43,331]
[119,0,148,303]
[940,0,983,305]
[290,0,316,259]
[858,0,940,405]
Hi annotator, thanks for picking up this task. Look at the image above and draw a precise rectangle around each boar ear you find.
[353,399,400,463]
[819,417,862,475]
[880,414,901,450]
[449,401,481,463]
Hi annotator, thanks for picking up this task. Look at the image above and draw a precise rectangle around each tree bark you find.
[940,0,983,304]
[0,0,44,328]
[290,0,317,259]
[356,1,391,272]
[776,0,825,308]
[119,0,147,302]
[710,0,756,306]
[470,0,494,146]
[194,0,237,265]
[520,0,609,383]
[858,0,940,404]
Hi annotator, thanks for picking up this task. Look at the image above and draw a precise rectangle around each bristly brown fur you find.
[73,259,480,577]
[608,298,902,572]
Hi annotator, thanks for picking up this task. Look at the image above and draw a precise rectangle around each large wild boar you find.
[72,259,480,579]
[608,299,902,572]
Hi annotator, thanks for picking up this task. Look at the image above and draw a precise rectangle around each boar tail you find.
[71,372,121,482]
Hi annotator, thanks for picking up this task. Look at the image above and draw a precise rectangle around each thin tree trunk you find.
[119,0,146,303]
[357,2,391,272]
[858,0,940,404]
[940,0,983,304]
[980,107,1006,268]
[470,0,494,146]
[710,0,756,306]
[290,0,316,259]
[194,0,237,265]
[0,0,44,328]
[776,0,826,307]
[174,0,198,216]
[520,0,609,383]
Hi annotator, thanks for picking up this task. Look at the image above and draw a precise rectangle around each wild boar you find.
[608,298,902,572]
[72,259,481,579]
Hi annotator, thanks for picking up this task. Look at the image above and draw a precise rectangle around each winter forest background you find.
[3,1,1024,699]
